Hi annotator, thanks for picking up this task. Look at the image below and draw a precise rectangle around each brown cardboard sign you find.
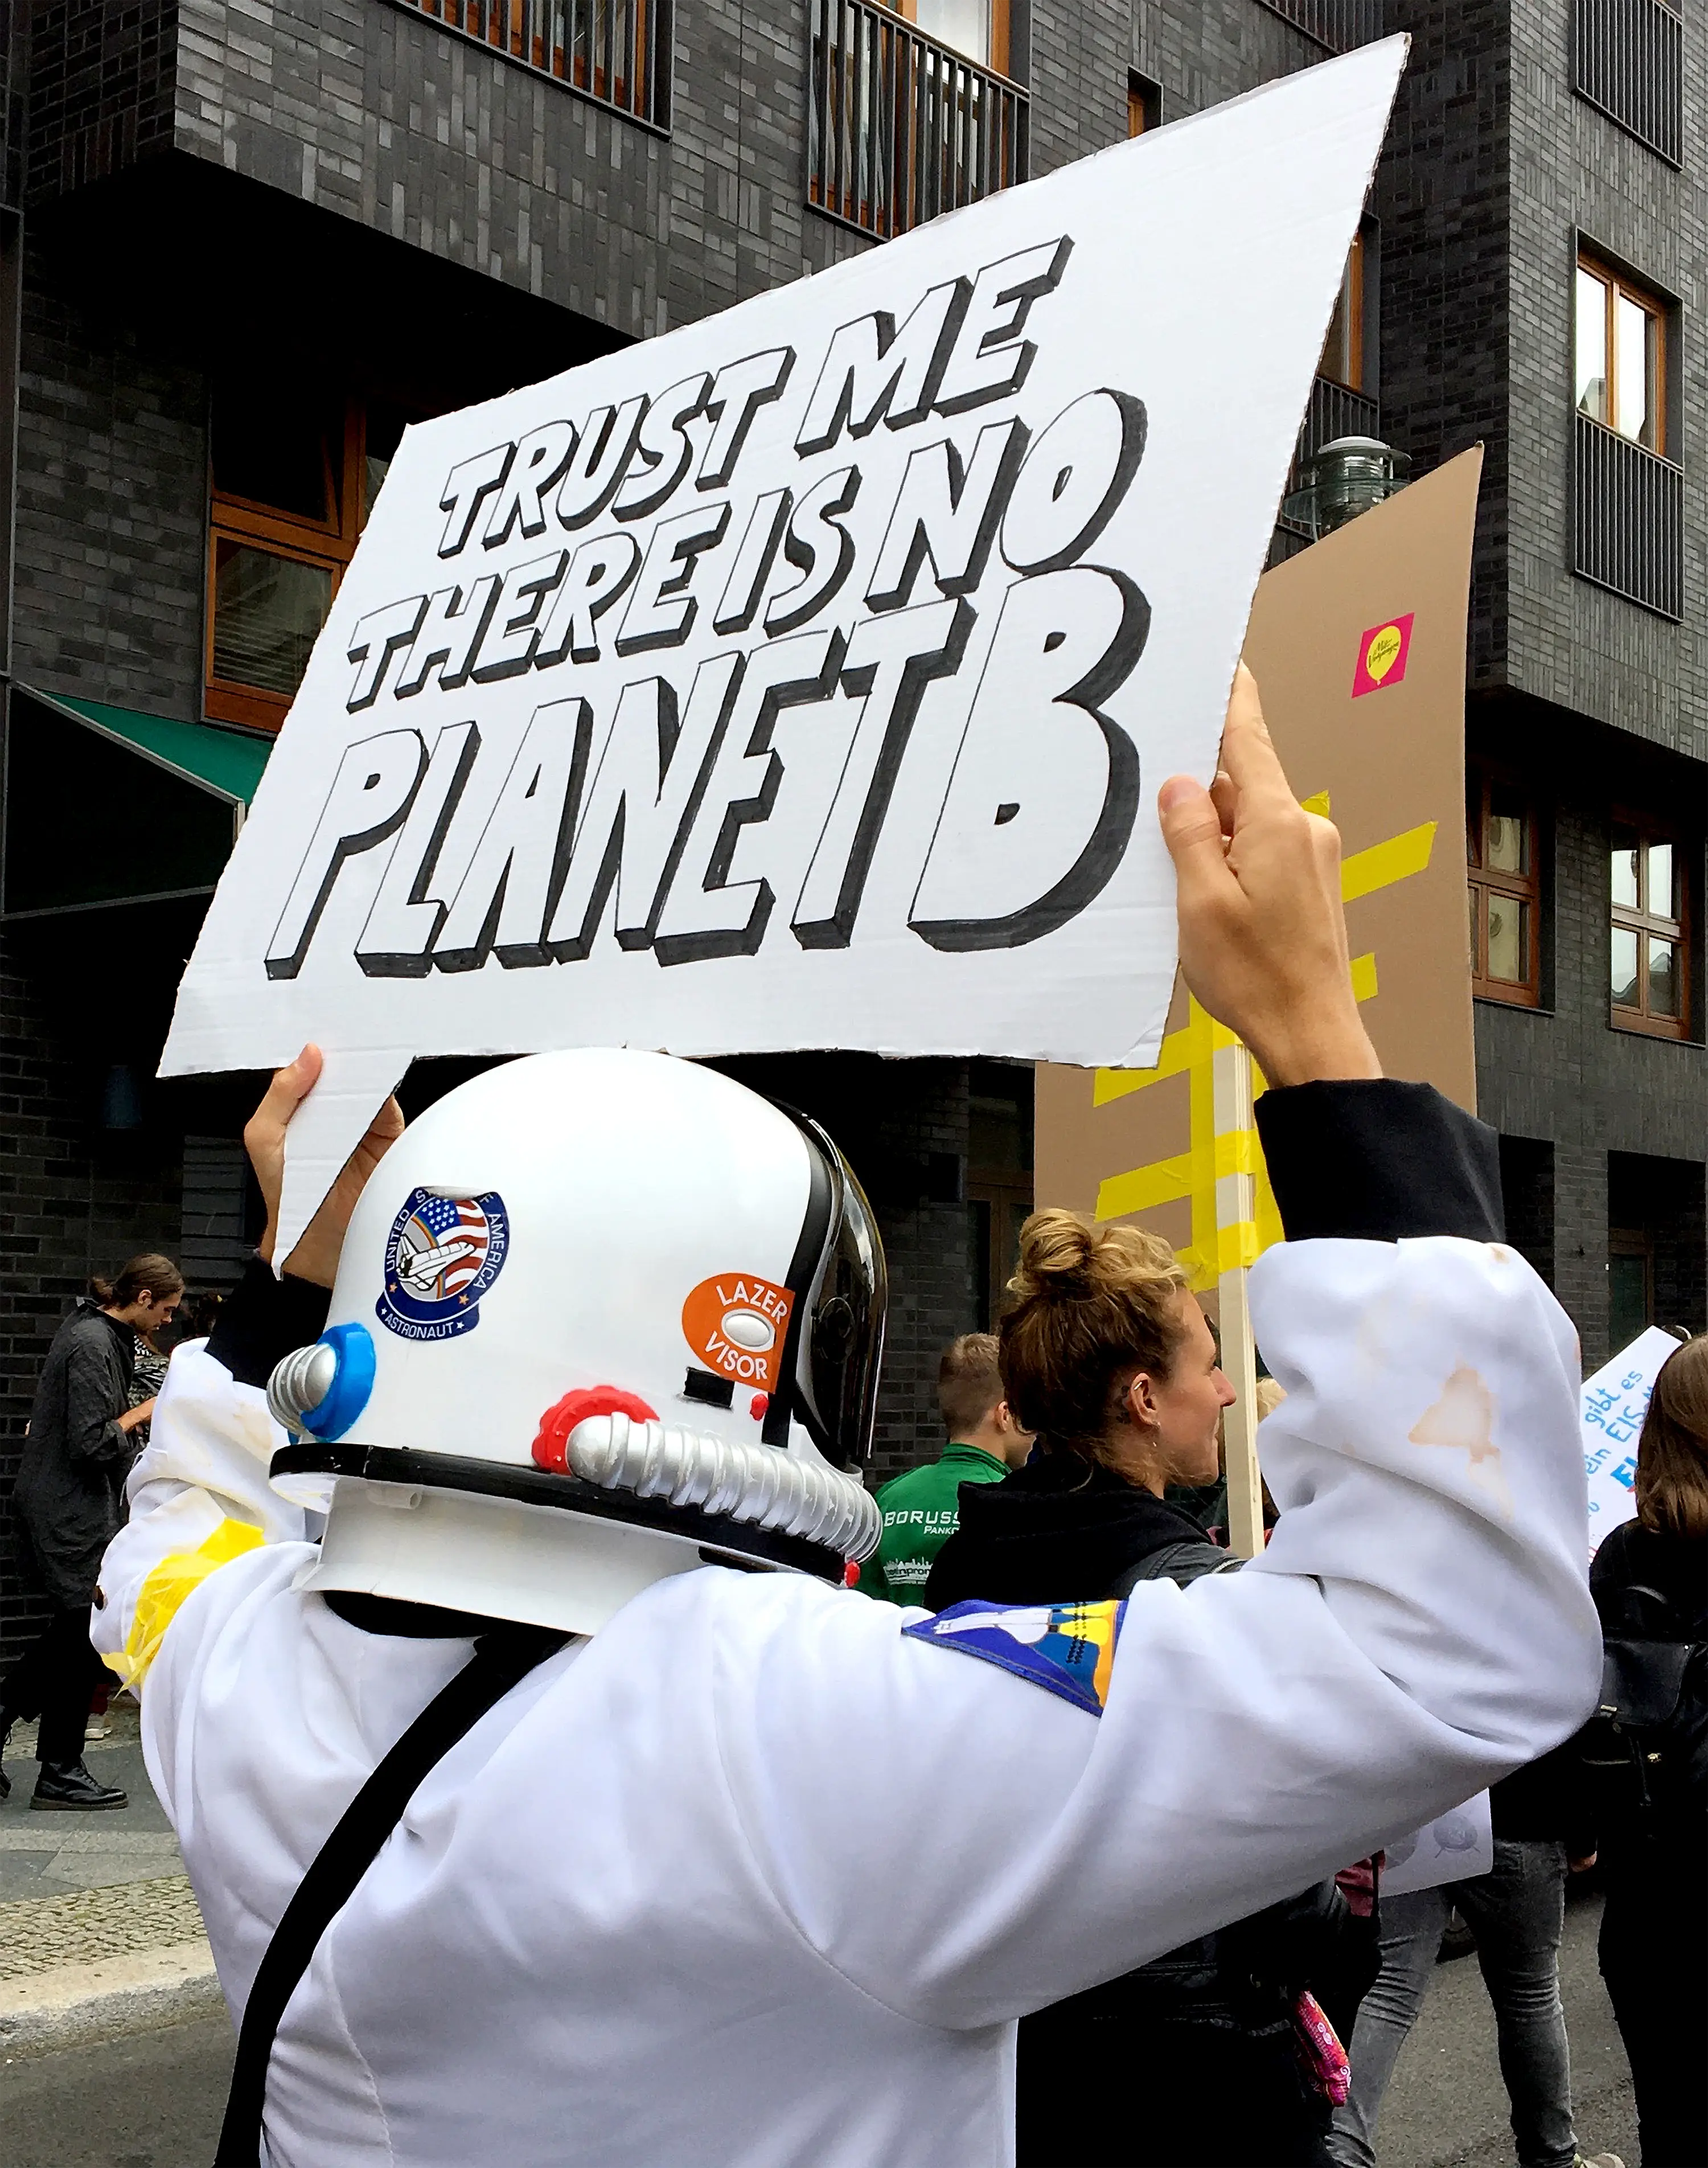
[1036,447,1482,1280]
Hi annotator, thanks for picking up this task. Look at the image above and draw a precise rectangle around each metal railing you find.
[807,0,1028,240]
[1574,0,1682,166]
[395,0,667,127]
[1574,413,1683,620]
[1255,0,1386,51]
[1274,377,1381,546]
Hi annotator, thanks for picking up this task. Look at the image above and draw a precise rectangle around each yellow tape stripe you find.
[106,1517,264,1690]
[1350,950,1378,1003]
[1095,1152,1190,1219]
[1341,821,1436,903]
[1095,1124,1256,1218]
[1186,998,1218,1292]
[1217,1220,1263,1274]
[1300,789,1332,817]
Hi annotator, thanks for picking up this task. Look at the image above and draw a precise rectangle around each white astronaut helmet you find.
[265,1048,886,1636]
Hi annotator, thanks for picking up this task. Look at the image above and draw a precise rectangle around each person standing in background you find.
[856,1334,1033,1603]
[1583,1336,1708,2168]
[926,1223,1367,2168]
[0,1253,182,1809]
[1324,1743,1619,2168]
[83,1308,176,1744]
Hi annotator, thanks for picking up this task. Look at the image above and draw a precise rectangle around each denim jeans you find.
[1325,1838,1576,2168]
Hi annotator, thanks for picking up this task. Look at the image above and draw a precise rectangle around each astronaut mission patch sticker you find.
[377,1187,510,1342]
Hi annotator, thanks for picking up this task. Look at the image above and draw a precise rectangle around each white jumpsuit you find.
[95,1230,1600,2167]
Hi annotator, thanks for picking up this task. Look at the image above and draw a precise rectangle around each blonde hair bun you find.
[1009,1209,1180,1304]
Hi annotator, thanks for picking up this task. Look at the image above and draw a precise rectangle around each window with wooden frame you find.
[1576,253,1668,457]
[887,0,1011,74]
[1610,815,1690,1039]
[1467,761,1541,1006]
[1128,71,1161,137]
[1318,230,1365,392]
[207,380,415,732]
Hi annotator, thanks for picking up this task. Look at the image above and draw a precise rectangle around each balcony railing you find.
[1574,0,1682,166]
[1574,413,1683,620]
[1255,0,1386,51]
[396,0,667,128]
[808,0,1028,241]
[1272,377,1381,552]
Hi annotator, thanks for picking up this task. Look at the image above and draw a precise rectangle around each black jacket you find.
[11,1301,136,1608]
[926,1452,1372,2168]
[925,1454,1229,1612]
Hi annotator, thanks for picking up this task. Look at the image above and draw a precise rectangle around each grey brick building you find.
[1,0,1701,1666]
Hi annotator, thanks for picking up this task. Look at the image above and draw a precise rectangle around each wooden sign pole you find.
[1213,1037,1264,1559]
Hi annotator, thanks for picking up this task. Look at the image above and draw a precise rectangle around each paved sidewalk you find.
[0,1708,218,2056]
[1,1704,182,1903]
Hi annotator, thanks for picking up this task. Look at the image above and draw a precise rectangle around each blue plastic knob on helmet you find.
[267,1321,376,1443]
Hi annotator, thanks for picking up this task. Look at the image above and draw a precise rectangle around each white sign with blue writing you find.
[1582,1325,1681,1558]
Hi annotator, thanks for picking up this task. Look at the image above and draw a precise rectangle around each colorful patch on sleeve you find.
[903,1600,1124,1716]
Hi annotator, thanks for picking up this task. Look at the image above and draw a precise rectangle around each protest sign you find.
[1583,1326,1682,1558]
[1036,446,1483,1271]
[1034,446,1481,1552]
[158,42,1406,1255]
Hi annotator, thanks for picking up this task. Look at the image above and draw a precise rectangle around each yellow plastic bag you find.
[106,1518,265,1690]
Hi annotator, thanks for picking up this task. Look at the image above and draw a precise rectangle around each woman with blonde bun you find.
[927,1225,1369,2168]
[926,1213,1235,1612]
[1585,1335,1708,2167]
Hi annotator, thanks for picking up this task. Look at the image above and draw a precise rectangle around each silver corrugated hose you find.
[566,1413,881,1562]
[267,1342,338,1437]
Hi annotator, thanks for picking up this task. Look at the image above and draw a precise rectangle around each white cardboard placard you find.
[161,40,1407,1255]
[1583,1326,1681,1558]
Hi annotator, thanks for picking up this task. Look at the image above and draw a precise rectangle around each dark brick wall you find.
[11,247,208,716]
[23,0,869,340]
[1127,0,1319,122]
[25,0,178,204]
[1378,3,1513,689]
[1498,1131,1554,1285]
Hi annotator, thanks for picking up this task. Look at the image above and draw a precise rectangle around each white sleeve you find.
[92,1339,311,1686]
[712,1233,1601,2030]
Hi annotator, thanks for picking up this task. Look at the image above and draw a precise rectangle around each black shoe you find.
[31,1758,128,1811]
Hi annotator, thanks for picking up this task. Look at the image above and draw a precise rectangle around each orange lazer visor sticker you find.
[682,1273,795,1393]
[1351,611,1415,696]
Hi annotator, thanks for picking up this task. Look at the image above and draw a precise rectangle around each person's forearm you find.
[70,1411,132,1465]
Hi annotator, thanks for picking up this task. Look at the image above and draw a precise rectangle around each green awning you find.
[3,688,272,917]
[26,690,272,806]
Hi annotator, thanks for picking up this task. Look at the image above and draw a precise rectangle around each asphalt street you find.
[0,1882,1635,2168]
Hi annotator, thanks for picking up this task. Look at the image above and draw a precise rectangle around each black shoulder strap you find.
[215,1624,566,2167]
[1108,1540,1239,1597]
